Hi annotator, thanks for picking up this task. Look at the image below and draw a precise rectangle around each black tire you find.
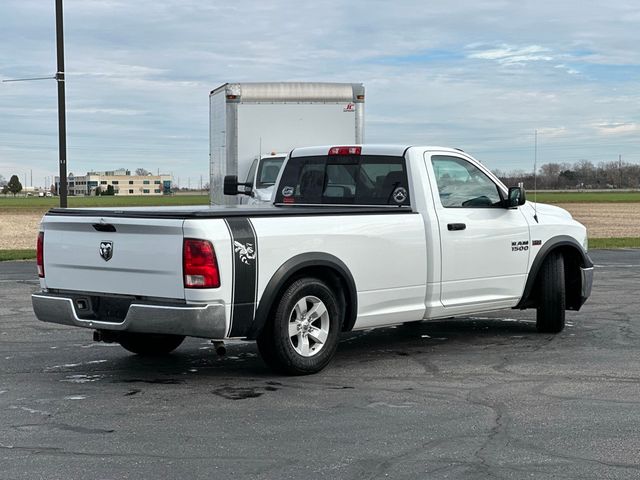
[118,333,185,355]
[536,251,566,333]
[256,277,342,375]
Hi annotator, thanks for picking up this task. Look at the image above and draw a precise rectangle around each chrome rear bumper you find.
[32,293,227,339]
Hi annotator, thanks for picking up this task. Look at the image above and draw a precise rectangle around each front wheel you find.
[257,277,341,375]
[536,251,566,333]
[118,333,185,355]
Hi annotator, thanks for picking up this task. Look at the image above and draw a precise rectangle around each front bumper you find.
[580,266,594,308]
[32,293,227,339]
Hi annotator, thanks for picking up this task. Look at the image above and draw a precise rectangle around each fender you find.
[515,235,593,309]
[246,252,358,339]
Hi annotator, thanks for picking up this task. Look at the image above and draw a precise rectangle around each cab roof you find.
[290,145,466,157]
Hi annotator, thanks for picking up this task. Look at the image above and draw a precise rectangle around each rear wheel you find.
[256,277,341,375]
[118,333,185,355]
[536,251,566,333]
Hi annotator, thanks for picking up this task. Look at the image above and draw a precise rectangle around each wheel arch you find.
[515,235,593,311]
[247,253,358,339]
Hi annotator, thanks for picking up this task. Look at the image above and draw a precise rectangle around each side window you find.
[431,156,502,207]
[245,159,258,185]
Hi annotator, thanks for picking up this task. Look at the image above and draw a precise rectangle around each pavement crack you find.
[12,423,115,434]
[467,383,510,477]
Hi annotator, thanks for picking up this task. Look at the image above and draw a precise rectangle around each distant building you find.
[56,170,173,196]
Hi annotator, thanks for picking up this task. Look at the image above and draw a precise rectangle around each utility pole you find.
[56,0,68,207]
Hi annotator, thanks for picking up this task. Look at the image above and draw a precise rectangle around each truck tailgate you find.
[42,215,185,299]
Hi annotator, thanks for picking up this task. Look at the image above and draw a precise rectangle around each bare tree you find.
[495,159,640,190]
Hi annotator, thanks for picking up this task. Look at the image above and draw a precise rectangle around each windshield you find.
[256,157,285,189]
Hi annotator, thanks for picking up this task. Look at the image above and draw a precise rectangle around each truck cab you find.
[241,152,287,204]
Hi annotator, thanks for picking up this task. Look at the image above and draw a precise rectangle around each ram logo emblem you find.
[234,241,256,265]
[99,241,114,261]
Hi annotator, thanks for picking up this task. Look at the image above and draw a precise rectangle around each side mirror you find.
[506,186,526,207]
[223,175,239,196]
[223,175,253,196]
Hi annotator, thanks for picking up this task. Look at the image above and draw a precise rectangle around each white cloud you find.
[536,127,568,137]
[594,122,640,135]
[66,107,144,116]
[467,44,554,65]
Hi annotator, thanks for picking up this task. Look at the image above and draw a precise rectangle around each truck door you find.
[425,153,530,310]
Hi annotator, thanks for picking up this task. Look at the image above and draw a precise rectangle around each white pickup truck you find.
[32,145,593,374]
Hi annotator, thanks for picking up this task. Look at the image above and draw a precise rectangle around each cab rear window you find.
[274,155,410,206]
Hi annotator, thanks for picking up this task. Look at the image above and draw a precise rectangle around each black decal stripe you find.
[224,217,258,337]
[222,220,235,337]
[247,219,259,319]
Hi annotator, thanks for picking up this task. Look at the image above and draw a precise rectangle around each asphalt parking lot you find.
[1,250,639,479]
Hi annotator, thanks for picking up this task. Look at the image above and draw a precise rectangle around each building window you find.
[154,189,161,193]
[100,181,107,185]
[129,189,134,194]
[143,189,150,194]
[143,180,150,185]
[154,180,161,184]
[112,181,119,185]
[129,181,134,185]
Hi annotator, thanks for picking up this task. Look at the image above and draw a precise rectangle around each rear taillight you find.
[183,239,220,288]
[36,232,44,278]
[328,146,361,156]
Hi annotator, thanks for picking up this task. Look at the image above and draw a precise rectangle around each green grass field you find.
[0,194,209,209]
[0,249,36,261]
[533,191,640,203]
[2,191,638,208]
[588,237,640,249]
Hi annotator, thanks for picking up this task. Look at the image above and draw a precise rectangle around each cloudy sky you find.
[1,0,638,188]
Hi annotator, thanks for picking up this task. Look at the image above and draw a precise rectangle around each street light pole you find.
[55,0,68,207]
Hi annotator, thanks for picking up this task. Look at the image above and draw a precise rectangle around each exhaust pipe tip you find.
[212,341,226,356]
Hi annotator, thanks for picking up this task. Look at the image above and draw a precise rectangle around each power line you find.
[2,76,56,83]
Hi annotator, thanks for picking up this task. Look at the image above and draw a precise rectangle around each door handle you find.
[447,223,466,231]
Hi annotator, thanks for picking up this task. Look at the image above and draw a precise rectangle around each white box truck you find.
[209,82,365,205]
